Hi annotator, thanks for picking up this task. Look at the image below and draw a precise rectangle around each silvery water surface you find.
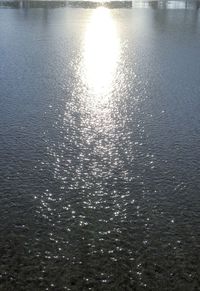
[0,1,200,290]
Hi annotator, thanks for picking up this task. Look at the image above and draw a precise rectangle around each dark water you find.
[0,1,200,290]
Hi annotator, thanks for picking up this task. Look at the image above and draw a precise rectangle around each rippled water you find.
[0,2,200,290]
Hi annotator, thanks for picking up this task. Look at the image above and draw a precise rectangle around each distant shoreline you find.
[0,0,133,9]
[1,0,200,10]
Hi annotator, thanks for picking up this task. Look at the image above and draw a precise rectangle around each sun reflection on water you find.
[82,7,120,101]
[38,7,129,264]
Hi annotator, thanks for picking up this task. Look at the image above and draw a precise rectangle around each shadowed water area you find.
[0,1,200,290]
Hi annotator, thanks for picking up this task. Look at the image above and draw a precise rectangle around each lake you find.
[0,1,200,289]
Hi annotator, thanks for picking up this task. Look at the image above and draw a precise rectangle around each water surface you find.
[0,2,200,290]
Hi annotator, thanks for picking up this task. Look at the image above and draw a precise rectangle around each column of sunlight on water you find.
[81,7,120,102]
[78,7,122,169]
[70,7,125,217]
[76,7,122,168]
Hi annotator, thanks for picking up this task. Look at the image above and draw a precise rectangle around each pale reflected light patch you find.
[82,7,120,102]
[74,8,126,222]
